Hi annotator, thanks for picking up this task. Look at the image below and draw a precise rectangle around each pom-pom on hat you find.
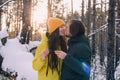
[47,17,65,34]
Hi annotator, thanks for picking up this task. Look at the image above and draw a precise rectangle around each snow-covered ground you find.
[90,54,120,80]
[0,38,39,80]
[90,55,106,80]
[115,63,120,80]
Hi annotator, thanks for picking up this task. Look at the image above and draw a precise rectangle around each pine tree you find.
[81,0,84,22]
[87,0,91,35]
[106,0,116,80]
[48,0,52,18]
[20,0,32,44]
[115,0,120,68]
[92,0,96,57]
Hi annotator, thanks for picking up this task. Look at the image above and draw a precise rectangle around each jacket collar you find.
[68,35,89,46]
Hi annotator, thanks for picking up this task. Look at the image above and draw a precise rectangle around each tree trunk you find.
[71,0,73,17]
[0,0,2,30]
[99,0,105,66]
[47,0,52,31]
[20,0,32,44]
[106,0,116,80]
[115,0,120,68]
[99,31,105,65]
[92,0,96,57]
[81,0,84,22]
[48,0,52,18]
[87,0,91,35]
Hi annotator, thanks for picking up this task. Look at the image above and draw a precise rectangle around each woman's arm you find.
[32,43,48,71]
[32,33,49,71]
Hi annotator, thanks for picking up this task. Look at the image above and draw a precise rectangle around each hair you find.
[69,20,85,37]
[46,28,67,75]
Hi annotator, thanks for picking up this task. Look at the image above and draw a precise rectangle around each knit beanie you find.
[47,17,65,34]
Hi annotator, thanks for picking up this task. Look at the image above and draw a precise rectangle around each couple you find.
[32,17,91,80]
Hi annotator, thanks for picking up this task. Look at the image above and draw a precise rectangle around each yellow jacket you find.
[32,33,62,80]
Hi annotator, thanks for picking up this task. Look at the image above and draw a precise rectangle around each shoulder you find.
[74,42,91,56]
[74,43,87,49]
[36,33,48,51]
[41,33,48,42]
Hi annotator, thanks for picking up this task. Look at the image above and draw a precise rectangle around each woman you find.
[55,20,91,80]
[32,17,67,80]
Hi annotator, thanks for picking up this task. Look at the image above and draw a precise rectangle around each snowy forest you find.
[0,0,120,80]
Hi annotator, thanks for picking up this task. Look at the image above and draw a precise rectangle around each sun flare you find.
[32,2,47,23]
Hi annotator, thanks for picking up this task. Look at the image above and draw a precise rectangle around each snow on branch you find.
[0,27,8,39]
[88,19,120,38]
[0,0,14,9]
[116,19,120,21]
[116,33,120,38]
[88,23,108,37]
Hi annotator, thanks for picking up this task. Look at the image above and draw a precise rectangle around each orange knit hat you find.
[47,17,65,34]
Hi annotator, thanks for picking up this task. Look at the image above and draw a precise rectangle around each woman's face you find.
[65,23,70,36]
[59,25,66,36]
